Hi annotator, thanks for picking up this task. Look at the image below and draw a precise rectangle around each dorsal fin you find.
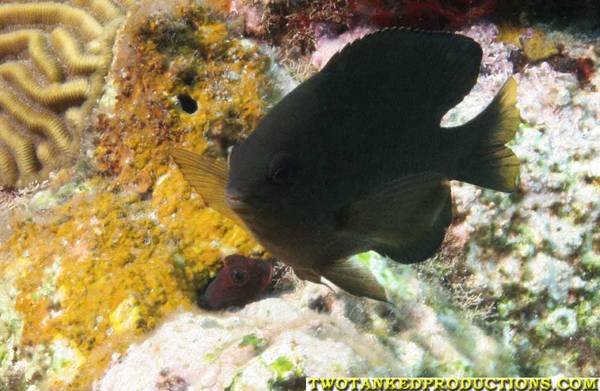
[321,27,482,124]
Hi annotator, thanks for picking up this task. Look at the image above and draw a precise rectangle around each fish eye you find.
[230,268,249,285]
[267,152,296,186]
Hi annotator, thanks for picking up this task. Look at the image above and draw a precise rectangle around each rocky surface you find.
[0,1,598,389]
[97,253,515,390]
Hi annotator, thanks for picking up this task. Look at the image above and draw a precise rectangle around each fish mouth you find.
[225,192,251,213]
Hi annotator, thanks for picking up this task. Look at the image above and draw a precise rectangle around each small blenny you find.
[198,255,273,310]
[174,28,521,303]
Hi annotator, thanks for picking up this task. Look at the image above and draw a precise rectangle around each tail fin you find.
[447,78,521,192]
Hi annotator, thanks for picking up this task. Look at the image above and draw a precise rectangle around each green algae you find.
[240,333,267,353]
[269,356,295,378]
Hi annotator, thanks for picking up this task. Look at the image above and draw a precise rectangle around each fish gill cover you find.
[0,0,598,390]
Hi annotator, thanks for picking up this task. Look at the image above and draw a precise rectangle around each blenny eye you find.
[230,268,249,285]
[267,152,296,186]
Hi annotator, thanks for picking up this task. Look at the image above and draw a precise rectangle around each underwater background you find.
[0,0,598,389]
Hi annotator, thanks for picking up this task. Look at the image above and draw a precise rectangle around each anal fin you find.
[341,173,452,264]
[340,172,446,238]
[375,191,452,264]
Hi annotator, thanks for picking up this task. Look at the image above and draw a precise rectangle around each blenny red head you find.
[198,255,273,310]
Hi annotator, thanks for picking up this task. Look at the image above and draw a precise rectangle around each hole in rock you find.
[177,94,198,114]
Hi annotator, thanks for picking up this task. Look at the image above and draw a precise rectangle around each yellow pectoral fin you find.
[170,148,246,228]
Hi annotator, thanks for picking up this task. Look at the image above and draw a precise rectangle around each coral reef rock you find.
[443,22,600,375]
[0,1,599,390]
[0,2,273,389]
[97,254,515,390]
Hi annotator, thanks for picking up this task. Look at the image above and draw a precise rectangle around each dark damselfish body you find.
[173,28,520,302]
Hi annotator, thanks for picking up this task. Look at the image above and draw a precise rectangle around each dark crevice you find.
[177,94,198,114]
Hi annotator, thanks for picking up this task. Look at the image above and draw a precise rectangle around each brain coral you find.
[0,0,127,189]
